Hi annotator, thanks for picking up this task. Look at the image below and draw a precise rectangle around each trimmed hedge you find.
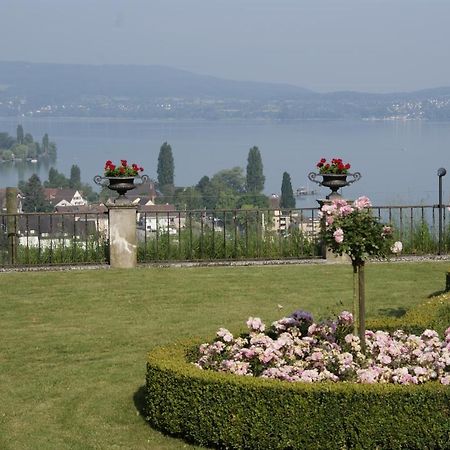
[367,292,450,337]
[145,295,450,449]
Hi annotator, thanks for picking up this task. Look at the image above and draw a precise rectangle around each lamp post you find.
[437,167,447,255]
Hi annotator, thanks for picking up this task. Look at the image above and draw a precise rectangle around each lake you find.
[0,117,449,207]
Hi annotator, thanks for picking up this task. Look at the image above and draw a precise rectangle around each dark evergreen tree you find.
[24,133,34,145]
[246,146,265,193]
[196,175,211,194]
[16,124,24,145]
[280,172,296,209]
[42,133,49,155]
[157,142,175,194]
[45,167,69,188]
[22,174,51,212]
[0,132,15,149]
[69,164,81,188]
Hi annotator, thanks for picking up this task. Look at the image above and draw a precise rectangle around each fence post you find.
[6,187,18,264]
[107,204,138,268]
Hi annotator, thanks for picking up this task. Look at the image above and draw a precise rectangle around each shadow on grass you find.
[428,289,448,298]
[377,307,407,318]
[133,385,147,420]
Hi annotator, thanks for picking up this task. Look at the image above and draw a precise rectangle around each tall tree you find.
[157,142,175,194]
[45,167,69,188]
[0,132,15,149]
[21,174,51,212]
[16,124,24,145]
[246,146,265,193]
[69,164,81,188]
[42,133,49,155]
[280,172,296,209]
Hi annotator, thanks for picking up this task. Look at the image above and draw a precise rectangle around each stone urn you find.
[308,171,361,200]
[94,174,149,203]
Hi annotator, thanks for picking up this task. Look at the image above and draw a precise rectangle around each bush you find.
[144,295,450,449]
[367,292,450,337]
[145,341,450,450]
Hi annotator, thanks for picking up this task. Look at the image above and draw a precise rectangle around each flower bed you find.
[195,311,450,385]
[144,294,450,449]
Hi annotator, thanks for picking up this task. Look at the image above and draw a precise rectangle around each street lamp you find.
[437,167,447,255]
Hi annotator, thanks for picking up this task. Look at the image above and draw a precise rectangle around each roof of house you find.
[139,203,176,213]
[126,180,157,200]
[55,204,108,214]
[43,188,85,205]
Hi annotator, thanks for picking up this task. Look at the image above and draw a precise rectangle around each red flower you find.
[104,159,144,177]
[316,157,351,174]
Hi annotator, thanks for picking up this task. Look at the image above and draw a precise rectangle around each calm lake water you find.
[0,117,449,207]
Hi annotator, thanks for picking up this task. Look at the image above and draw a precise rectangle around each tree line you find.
[19,165,98,212]
[17,140,297,213]
[0,124,57,161]
[156,142,296,211]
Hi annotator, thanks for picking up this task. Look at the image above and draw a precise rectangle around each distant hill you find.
[1,61,450,120]
[0,61,313,102]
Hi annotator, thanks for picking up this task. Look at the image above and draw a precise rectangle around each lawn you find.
[0,261,448,449]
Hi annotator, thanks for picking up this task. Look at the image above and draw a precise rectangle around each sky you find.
[1,0,450,93]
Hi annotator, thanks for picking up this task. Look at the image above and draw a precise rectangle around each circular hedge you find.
[144,340,450,450]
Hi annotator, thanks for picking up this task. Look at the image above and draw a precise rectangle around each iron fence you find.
[1,204,449,268]
[137,207,322,262]
[0,211,109,267]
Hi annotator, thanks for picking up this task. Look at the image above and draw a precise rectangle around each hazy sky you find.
[1,0,449,93]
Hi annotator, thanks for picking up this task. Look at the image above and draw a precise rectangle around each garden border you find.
[145,293,450,449]
[145,340,450,449]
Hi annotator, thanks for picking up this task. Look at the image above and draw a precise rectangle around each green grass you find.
[0,261,449,449]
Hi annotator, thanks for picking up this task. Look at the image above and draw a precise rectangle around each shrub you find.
[367,292,450,337]
[145,295,450,449]
[145,341,450,450]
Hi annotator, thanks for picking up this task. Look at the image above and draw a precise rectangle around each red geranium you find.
[104,159,144,177]
[316,158,351,174]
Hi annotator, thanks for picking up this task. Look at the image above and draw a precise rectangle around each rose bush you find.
[319,195,402,345]
[195,310,450,385]
[319,196,401,264]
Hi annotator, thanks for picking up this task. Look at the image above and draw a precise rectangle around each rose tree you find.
[319,196,402,346]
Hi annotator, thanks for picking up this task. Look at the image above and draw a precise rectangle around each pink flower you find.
[338,311,353,325]
[333,228,344,243]
[354,196,372,210]
[246,317,265,332]
[338,205,354,216]
[217,328,233,343]
[325,215,334,226]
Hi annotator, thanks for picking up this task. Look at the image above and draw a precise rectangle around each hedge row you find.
[145,294,450,449]
[367,292,450,336]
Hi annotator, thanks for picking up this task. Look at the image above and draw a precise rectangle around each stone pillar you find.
[108,204,138,268]
[6,187,18,264]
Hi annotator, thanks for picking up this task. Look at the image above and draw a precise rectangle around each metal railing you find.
[0,211,109,267]
[371,204,449,255]
[137,208,322,262]
[1,204,449,268]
